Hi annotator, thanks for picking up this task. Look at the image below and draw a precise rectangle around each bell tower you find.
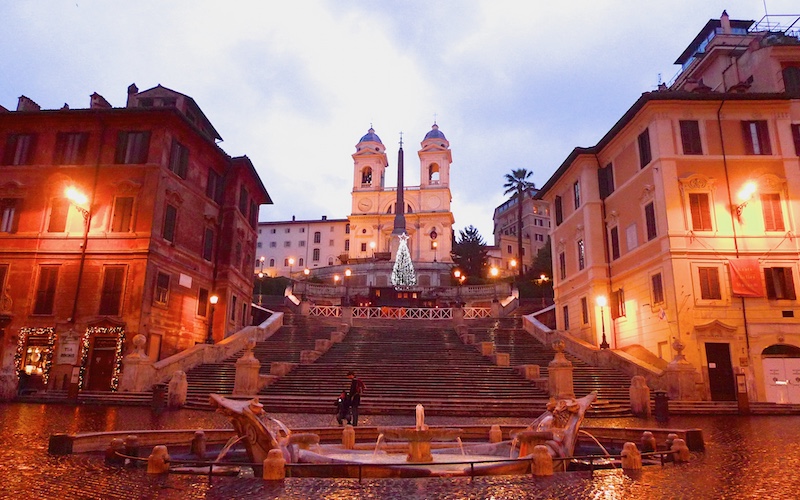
[352,128,387,192]
[418,124,452,189]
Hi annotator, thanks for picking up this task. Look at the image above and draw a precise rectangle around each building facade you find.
[492,191,551,275]
[0,84,270,393]
[537,12,800,403]
[257,125,455,285]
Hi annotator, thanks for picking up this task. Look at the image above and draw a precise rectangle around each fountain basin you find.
[377,427,464,462]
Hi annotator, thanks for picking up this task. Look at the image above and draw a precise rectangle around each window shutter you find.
[555,196,563,225]
[761,193,784,231]
[784,268,796,300]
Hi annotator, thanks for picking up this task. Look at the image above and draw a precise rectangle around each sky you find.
[2,1,798,241]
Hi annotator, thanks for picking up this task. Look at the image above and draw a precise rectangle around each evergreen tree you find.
[391,233,417,287]
[451,225,489,281]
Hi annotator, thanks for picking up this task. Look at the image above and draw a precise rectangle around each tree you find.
[391,233,417,288]
[503,168,537,278]
[451,225,489,281]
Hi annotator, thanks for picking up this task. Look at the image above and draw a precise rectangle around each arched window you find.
[406,204,413,214]
[328,257,334,265]
[386,205,392,214]
[361,167,373,185]
[428,163,440,183]
[269,258,275,267]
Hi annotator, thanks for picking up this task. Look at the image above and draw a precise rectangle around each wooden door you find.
[705,342,736,401]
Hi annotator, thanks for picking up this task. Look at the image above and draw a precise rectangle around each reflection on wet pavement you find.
[1,403,799,499]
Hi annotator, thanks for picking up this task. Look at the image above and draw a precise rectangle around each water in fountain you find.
[374,433,385,455]
[578,429,617,469]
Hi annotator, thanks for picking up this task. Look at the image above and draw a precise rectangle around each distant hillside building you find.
[537,11,800,403]
[492,190,551,276]
[257,125,455,286]
[0,84,270,394]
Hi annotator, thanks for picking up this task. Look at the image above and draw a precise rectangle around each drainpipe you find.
[717,98,753,384]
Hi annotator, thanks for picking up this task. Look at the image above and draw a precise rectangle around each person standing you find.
[346,370,366,426]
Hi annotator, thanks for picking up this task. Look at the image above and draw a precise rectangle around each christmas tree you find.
[391,233,417,288]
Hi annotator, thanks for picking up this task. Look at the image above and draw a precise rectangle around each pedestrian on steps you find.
[346,370,366,426]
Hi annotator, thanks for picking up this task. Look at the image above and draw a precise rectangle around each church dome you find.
[423,124,446,141]
[359,127,383,144]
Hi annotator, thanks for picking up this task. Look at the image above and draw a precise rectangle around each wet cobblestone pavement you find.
[1,403,800,499]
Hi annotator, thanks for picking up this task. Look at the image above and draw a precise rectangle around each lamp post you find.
[344,268,352,306]
[369,241,376,259]
[65,186,90,324]
[596,295,610,349]
[206,294,219,344]
[432,241,438,262]
[453,269,464,305]
[303,268,310,279]
[257,272,264,305]
[288,257,295,279]
[490,266,499,301]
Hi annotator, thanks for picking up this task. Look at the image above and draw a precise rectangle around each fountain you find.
[377,404,463,462]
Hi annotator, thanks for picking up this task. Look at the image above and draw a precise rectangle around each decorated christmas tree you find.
[391,233,417,288]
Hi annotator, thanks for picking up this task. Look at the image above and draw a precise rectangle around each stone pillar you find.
[493,352,510,367]
[671,438,690,463]
[191,430,207,458]
[629,375,651,417]
[147,445,170,474]
[663,337,700,401]
[640,431,656,453]
[531,445,554,476]
[343,306,353,326]
[167,371,187,409]
[342,425,356,450]
[519,365,541,380]
[263,448,286,480]
[489,424,503,443]
[548,340,574,399]
[119,334,153,392]
[480,342,495,356]
[453,306,464,326]
[233,339,260,396]
[621,442,642,471]
[491,301,502,318]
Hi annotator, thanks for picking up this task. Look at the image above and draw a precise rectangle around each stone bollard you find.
[519,365,541,380]
[494,353,510,367]
[234,340,261,395]
[342,425,356,450]
[124,435,139,464]
[548,340,575,399]
[665,433,678,451]
[671,438,690,463]
[191,430,207,458]
[531,445,554,476]
[621,442,642,471]
[462,333,475,345]
[640,431,656,453]
[629,375,651,417]
[105,438,126,466]
[480,342,495,356]
[263,448,286,480]
[489,425,503,443]
[167,370,188,409]
[147,445,170,474]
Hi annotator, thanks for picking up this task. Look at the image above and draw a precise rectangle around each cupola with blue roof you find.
[423,123,446,141]
[359,127,383,144]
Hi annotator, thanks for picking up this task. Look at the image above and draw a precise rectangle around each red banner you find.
[729,258,764,297]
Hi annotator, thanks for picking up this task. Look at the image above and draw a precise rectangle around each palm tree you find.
[503,168,537,278]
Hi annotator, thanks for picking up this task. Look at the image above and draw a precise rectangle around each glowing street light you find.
[64,186,89,220]
[288,257,295,278]
[206,294,220,344]
[735,181,758,221]
[369,241,376,258]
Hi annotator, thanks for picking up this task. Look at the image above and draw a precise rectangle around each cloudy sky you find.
[2,1,797,240]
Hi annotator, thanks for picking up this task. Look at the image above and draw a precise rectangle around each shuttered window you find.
[598,163,614,199]
[554,196,563,225]
[742,121,771,155]
[645,202,657,240]
[761,193,784,231]
[99,266,125,315]
[610,289,625,319]
[610,226,620,260]
[679,121,702,155]
[638,128,652,168]
[698,267,721,300]
[764,267,796,300]
[33,266,58,315]
[689,193,713,231]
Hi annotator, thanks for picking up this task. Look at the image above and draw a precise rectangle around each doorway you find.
[86,336,117,391]
[761,344,800,404]
[705,342,736,401]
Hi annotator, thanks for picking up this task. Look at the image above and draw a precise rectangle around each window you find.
[313,231,321,244]
[577,240,585,270]
[638,128,652,168]
[689,193,713,231]
[285,228,291,233]
[197,288,209,317]
[507,245,512,254]
[698,267,721,300]
[168,140,189,179]
[645,202,657,241]
[33,266,58,315]
[284,241,291,248]
[312,248,320,261]
[230,295,238,322]
[344,240,350,251]
[764,267,796,300]
[235,242,242,268]
[269,242,276,248]
[610,289,626,319]
[651,273,664,304]
[742,120,771,155]
[269,258,275,267]
[47,198,69,233]
[563,305,570,330]
[163,204,177,242]
[345,224,350,234]
[99,266,125,315]
[792,124,800,156]
[298,258,304,267]
[362,167,372,185]
[573,181,581,209]
[203,228,214,261]
[610,226,620,260]
[554,196,563,225]
[328,257,334,265]
[581,297,589,324]
[154,272,170,304]
[299,241,305,247]
[761,193,785,231]
[238,185,248,214]
[249,200,258,228]
[535,233,544,242]
[300,228,305,233]
[242,301,248,325]
[115,131,150,164]
[559,252,566,280]
[54,132,88,165]
[0,199,20,233]
[360,242,367,252]
[283,258,289,266]
[111,196,134,232]
[329,239,334,246]
[207,170,223,203]
[2,133,36,165]
[598,163,614,199]
[270,228,276,234]
[257,242,263,248]
[679,120,702,155]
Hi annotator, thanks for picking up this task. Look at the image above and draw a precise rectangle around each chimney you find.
[322,215,327,220]
[720,10,731,34]
[16,95,41,112]
[292,215,296,221]
[126,83,139,107]
[90,92,112,109]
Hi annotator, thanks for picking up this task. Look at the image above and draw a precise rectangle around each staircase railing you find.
[352,307,453,320]
[309,305,342,317]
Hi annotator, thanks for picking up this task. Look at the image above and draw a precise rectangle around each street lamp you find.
[490,266,499,301]
[206,294,219,344]
[344,268,352,306]
[369,241,376,258]
[303,268,310,279]
[510,259,517,274]
[257,272,264,305]
[735,181,757,221]
[65,186,90,221]
[596,295,610,349]
[432,241,438,262]
[65,186,91,324]
[288,257,295,279]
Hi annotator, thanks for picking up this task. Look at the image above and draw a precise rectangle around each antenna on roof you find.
[399,131,403,148]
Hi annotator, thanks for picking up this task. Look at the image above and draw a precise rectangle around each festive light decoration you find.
[391,233,417,288]
[77,326,126,391]
[15,327,56,384]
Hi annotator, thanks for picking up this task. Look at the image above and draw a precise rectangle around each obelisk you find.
[392,133,406,237]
